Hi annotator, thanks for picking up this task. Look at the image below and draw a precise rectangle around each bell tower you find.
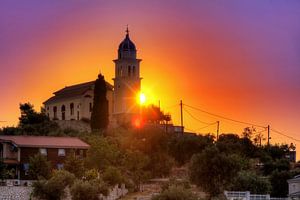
[113,27,142,124]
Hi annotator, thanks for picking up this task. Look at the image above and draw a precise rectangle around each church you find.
[44,28,142,127]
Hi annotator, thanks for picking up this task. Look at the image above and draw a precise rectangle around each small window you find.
[70,103,74,115]
[58,149,66,156]
[89,103,92,112]
[53,106,57,119]
[132,66,136,76]
[128,66,131,76]
[39,148,47,156]
[23,163,29,175]
[57,163,64,170]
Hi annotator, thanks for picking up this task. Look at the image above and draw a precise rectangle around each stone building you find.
[44,28,142,126]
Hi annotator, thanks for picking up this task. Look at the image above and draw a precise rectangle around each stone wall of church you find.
[45,90,114,123]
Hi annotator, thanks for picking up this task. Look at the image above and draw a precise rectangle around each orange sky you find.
[1,1,300,157]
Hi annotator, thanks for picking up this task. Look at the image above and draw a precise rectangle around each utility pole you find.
[216,121,220,141]
[180,100,183,134]
[267,125,270,147]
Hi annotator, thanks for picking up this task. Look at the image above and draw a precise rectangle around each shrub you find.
[28,153,51,180]
[70,180,99,200]
[32,170,75,200]
[103,166,122,186]
[152,185,197,200]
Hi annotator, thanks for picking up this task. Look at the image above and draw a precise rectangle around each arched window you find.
[89,103,93,112]
[53,106,57,119]
[120,66,123,77]
[128,66,131,76]
[132,66,136,76]
[61,105,66,120]
[70,103,74,115]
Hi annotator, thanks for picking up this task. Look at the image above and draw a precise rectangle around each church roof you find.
[118,28,136,52]
[44,81,113,104]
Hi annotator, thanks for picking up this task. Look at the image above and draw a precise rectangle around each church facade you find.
[44,29,142,126]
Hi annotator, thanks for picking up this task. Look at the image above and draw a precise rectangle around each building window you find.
[70,103,74,115]
[128,66,131,76]
[89,103,92,112]
[53,106,57,119]
[58,149,66,156]
[57,163,64,170]
[39,148,47,156]
[132,66,135,76]
[23,163,29,175]
[77,111,80,120]
[61,105,66,120]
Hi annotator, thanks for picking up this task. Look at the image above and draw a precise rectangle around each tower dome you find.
[118,27,136,59]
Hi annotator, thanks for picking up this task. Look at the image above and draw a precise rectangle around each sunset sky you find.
[1,1,300,148]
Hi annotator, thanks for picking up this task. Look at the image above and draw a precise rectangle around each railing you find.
[224,191,288,200]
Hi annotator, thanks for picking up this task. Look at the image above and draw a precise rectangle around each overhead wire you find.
[183,107,214,125]
[183,103,266,128]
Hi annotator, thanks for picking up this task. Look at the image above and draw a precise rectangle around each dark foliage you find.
[189,146,241,197]
[270,170,292,197]
[28,153,51,180]
[168,133,214,165]
[231,171,271,194]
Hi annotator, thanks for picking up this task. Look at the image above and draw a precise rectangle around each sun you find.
[137,92,146,105]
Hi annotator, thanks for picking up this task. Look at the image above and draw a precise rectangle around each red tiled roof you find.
[0,136,90,149]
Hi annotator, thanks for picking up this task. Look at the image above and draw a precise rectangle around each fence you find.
[224,191,288,200]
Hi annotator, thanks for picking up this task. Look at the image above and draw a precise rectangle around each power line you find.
[183,103,266,128]
[197,122,217,131]
[183,107,214,125]
[271,128,300,143]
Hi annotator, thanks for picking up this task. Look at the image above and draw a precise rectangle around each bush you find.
[64,153,85,178]
[32,170,75,200]
[152,185,197,200]
[231,171,271,194]
[28,153,51,180]
[70,180,99,200]
[189,146,241,197]
[84,169,98,181]
[103,166,123,186]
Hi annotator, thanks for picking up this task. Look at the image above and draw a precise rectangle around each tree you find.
[103,166,123,186]
[85,136,120,170]
[270,170,292,197]
[70,180,99,200]
[189,146,241,197]
[168,133,214,165]
[90,74,109,132]
[28,153,51,180]
[18,102,60,135]
[231,171,271,194]
[124,150,150,191]
[64,153,85,178]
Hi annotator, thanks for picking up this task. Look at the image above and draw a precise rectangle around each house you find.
[288,175,300,199]
[0,135,89,185]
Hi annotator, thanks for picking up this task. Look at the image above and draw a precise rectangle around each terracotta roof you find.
[44,80,113,104]
[0,136,90,149]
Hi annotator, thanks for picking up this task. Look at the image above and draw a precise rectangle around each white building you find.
[44,28,142,126]
[288,175,300,199]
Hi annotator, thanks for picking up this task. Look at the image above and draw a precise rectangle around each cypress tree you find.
[90,74,109,131]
